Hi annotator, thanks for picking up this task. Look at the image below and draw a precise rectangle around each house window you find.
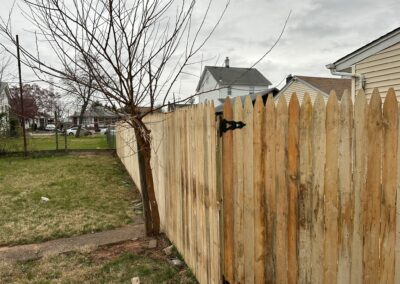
[227,86,232,96]
[249,86,255,95]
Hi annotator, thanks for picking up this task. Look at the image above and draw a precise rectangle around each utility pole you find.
[16,35,27,156]
[54,110,59,150]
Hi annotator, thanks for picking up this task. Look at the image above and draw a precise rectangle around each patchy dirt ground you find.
[0,234,197,283]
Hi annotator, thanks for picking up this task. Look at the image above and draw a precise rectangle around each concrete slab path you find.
[0,223,145,263]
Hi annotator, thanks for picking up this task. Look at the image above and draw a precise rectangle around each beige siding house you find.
[275,75,351,104]
[327,27,400,100]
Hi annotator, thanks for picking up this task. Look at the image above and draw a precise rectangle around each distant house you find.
[0,82,10,132]
[196,57,272,107]
[275,75,351,104]
[70,106,120,129]
[327,27,400,100]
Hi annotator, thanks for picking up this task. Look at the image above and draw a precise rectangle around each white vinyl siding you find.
[354,42,400,99]
[276,81,328,105]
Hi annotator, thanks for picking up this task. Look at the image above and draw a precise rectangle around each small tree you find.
[0,0,229,235]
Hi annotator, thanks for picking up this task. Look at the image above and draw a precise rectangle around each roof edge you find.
[329,27,400,71]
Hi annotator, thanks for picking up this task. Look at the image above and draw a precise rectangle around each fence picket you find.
[324,91,339,283]
[254,96,266,283]
[243,96,255,284]
[311,94,326,284]
[233,97,245,283]
[351,90,367,284]
[222,98,234,283]
[276,96,289,284]
[380,88,397,284]
[364,89,382,284]
[265,95,277,283]
[115,88,400,284]
[299,93,313,284]
[338,91,353,284]
[288,93,300,284]
[396,90,400,284]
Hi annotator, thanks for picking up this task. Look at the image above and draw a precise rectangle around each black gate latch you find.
[219,119,246,136]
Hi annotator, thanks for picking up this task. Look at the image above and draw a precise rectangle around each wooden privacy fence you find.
[116,104,220,284]
[117,88,400,284]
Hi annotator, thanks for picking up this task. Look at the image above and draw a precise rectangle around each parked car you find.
[45,124,56,131]
[66,126,92,136]
[99,127,108,135]
[104,126,116,135]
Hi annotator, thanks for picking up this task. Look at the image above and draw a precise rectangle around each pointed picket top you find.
[244,95,253,114]
[277,94,288,111]
[383,88,397,114]
[254,95,264,113]
[223,96,233,114]
[289,92,300,112]
[328,90,338,105]
[355,89,367,109]
[301,93,311,109]
[314,93,325,109]
[266,94,276,113]
[370,88,382,110]
[234,95,243,112]
[341,89,351,103]
[341,89,353,115]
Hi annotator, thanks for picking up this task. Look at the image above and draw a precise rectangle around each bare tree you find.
[0,48,11,83]
[0,0,229,235]
[63,56,98,137]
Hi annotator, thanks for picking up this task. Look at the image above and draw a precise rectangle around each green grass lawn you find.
[0,154,140,246]
[0,251,196,284]
[1,134,109,152]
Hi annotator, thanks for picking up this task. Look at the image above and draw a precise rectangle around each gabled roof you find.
[196,66,271,92]
[278,75,351,99]
[328,27,400,72]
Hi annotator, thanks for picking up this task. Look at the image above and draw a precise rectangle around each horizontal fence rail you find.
[117,88,400,284]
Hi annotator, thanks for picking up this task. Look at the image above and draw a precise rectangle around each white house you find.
[0,82,10,132]
[326,26,400,101]
[196,58,272,107]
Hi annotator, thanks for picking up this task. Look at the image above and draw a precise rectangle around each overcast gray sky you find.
[1,0,400,102]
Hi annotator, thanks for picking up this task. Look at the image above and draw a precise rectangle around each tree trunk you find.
[134,126,160,236]
[76,99,89,138]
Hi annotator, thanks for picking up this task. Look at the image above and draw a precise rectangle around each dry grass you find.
[0,244,197,284]
[0,154,141,246]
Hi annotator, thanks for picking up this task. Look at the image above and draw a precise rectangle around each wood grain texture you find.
[311,94,326,284]
[351,90,367,284]
[243,96,255,284]
[233,96,244,283]
[222,98,234,283]
[338,91,353,284]
[395,90,400,284]
[265,95,277,284]
[254,96,266,283]
[380,88,397,284]
[324,91,339,284]
[299,93,313,284]
[364,89,382,284]
[287,93,300,284]
[276,96,289,284]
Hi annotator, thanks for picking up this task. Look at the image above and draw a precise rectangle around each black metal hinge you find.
[219,119,246,136]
